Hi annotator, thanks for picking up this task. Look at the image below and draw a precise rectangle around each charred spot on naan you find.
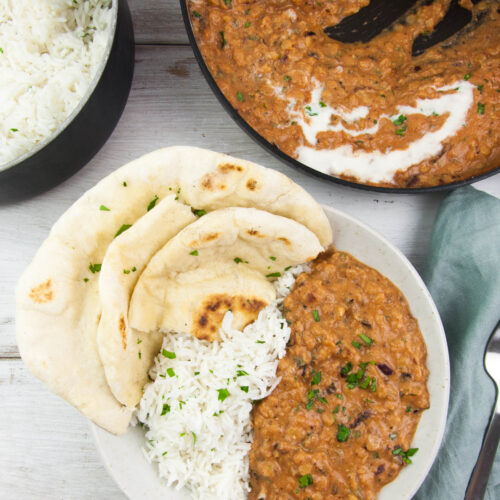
[246,178,259,191]
[29,279,53,304]
[119,314,127,350]
[192,294,267,341]
[246,229,266,238]
[200,173,229,192]
[217,163,244,173]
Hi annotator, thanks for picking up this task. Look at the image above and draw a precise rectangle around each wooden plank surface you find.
[130,0,188,45]
[1,1,499,499]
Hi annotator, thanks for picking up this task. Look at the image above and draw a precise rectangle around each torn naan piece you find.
[128,207,324,342]
[96,196,196,408]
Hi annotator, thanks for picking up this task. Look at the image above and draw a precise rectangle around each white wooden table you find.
[1,1,499,498]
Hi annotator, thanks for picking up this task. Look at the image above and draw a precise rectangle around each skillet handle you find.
[464,409,500,500]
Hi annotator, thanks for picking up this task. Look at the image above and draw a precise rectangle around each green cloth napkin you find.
[414,186,500,500]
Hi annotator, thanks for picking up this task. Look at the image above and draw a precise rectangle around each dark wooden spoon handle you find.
[412,0,472,56]
[324,0,418,44]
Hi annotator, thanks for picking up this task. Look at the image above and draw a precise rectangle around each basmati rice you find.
[0,0,113,167]
[136,266,306,500]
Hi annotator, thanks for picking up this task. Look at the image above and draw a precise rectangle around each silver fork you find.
[465,319,500,500]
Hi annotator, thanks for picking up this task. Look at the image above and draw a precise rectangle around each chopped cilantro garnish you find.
[256,340,265,344]
[161,403,170,415]
[244,21,251,28]
[392,114,407,126]
[83,278,89,282]
[406,405,412,413]
[191,207,207,217]
[147,195,159,211]
[298,474,313,488]
[393,447,419,464]
[337,424,350,442]
[99,205,110,211]
[359,333,373,346]
[237,370,249,376]
[190,250,199,256]
[131,266,136,272]
[333,405,340,414]
[217,388,230,402]
[477,102,485,114]
[138,351,141,359]
[236,91,244,102]
[191,432,197,444]
[89,263,101,273]
[311,370,322,386]
[477,84,484,93]
[162,349,176,359]
[194,371,200,375]
[166,367,175,377]
[395,124,407,136]
[137,339,142,344]
[114,224,131,238]
[341,362,352,376]
[10,128,18,132]
[283,75,291,82]
[305,105,318,117]
[234,257,248,263]
[266,272,281,278]
[312,309,320,322]
[352,341,362,349]
[464,73,471,80]
[269,256,277,261]
[192,10,201,18]
[122,181,127,187]
[319,101,327,108]
[123,269,130,274]
[240,386,249,393]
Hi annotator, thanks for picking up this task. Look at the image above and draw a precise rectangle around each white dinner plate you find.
[92,204,450,500]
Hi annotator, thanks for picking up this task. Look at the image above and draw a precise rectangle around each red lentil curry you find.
[189,0,500,188]
[249,250,429,499]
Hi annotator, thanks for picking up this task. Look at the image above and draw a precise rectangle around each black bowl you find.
[0,0,135,204]
[180,1,500,194]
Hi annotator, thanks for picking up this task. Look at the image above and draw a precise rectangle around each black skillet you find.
[0,0,135,204]
[180,0,500,193]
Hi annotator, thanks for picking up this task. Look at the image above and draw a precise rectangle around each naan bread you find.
[16,146,332,434]
[129,207,323,339]
[96,196,196,409]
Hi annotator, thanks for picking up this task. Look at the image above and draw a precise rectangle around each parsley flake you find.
[337,424,350,442]
[162,350,176,359]
[191,207,207,217]
[89,263,101,273]
[217,388,230,402]
[298,474,313,488]
[99,205,110,211]
[266,272,281,278]
[114,224,131,238]
[147,195,159,211]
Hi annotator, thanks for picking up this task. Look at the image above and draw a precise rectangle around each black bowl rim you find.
[180,0,500,194]
[0,0,120,174]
